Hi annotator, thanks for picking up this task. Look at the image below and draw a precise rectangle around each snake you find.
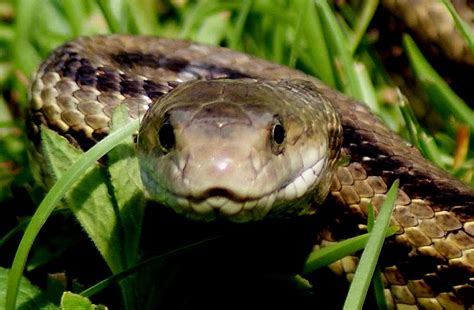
[26,2,474,309]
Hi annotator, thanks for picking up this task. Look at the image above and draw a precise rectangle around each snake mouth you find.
[182,193,278,222]
[145,156,327,222]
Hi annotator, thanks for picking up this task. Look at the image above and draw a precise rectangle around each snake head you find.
[138,79,342,222]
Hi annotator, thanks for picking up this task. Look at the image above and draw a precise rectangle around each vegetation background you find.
[0,0,472,309]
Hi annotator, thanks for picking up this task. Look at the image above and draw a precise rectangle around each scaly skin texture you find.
[28,35,474,308]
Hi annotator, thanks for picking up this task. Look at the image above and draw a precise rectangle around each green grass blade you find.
[227,0,252,51]
[372,266,388,309]
[179,1,218,39]
[62,0,85,36]
[439,0,474,56]
[127,0,158,35]
[299,1,335,86]
[96,0,122,33]
[303,226,397,274]
[195,11,229,45]
[0,220,29,248]
[397,90,422,151]
[5,119,139,310]
[398,86,450,168]
[403,35,474,129]
[287,0,307,68]
[367,204,388,309]
[12,0,41,75]
[315,0,364,100]
[343,180,399,310]
[348,0,379,54]
[354,62,379,112]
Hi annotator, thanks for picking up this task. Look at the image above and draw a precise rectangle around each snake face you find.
[138,79,343,222]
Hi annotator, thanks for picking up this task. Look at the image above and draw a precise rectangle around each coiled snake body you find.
[28,33,474,309]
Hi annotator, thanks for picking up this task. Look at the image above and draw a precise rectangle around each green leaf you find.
[60,292,106,310]
[41,128,124,275]
[40,108,146,309]
[107,106,145,309]
[108,105,145,269]
[343,180,399,310]
[6,119,138,310]
[0,267,57,310]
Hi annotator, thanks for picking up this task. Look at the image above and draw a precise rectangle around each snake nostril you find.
[205,188,232,198]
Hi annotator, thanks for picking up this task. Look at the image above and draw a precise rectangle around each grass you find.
[0,0,473,309]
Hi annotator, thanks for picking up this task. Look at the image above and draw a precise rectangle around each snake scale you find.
[27,3,474,310]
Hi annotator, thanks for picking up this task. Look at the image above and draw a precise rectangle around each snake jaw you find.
[139,146,331,222]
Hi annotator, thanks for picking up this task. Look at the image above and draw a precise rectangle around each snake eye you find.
[158,119,175,152]
[272,123,285,145]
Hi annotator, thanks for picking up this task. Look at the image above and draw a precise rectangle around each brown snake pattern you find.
[27,34,474,309]
[383,0,474,65]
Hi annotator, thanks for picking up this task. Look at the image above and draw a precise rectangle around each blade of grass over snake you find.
[440,0,474,56]
[403,35,474,129]
[397,90,422,151]
[343,180,399,310]
[372,266,388,309]
[5,119,139,310]
[367,203,388,308]
[303,226,397,274]
[397,90,447,168]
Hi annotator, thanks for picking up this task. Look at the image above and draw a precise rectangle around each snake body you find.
[28,34,474,308]
[382,0,474,65]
